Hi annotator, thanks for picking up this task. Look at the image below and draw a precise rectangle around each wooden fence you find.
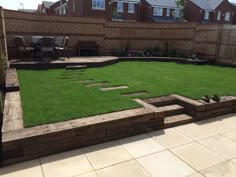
[1,9,236,64]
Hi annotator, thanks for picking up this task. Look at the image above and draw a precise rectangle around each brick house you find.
[184,0,235,24]
[67,0,141,21]
[140,0,181,22]
[38,0,68,15]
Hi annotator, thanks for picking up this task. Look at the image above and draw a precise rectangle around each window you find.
[117,2,123,12]
[128,3,134,13]
[62,7,66,15]
[217,11,221,20]
[175,9,180,17]
[166,8,170,17]
[225,12,230,21]
[73,0,76,12]
[204,11,209,20]
[92,0,105,10]
[42,8,46,14]
[153,7,163,16]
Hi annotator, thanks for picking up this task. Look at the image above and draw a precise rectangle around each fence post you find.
[215,24,222,62]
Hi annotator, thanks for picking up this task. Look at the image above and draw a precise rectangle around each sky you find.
[0,0,58,10]
[1,0,236,10]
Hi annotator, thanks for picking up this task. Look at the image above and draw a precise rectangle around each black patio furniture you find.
[55,36,69,59]
[14,36,34,60]
[39,37,55,60]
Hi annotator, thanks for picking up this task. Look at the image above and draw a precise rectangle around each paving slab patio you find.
[199,135,236,160]
[82,141,133,170]
[96,160,151,177]
[148,128,193,149]
[40,149,93,177]
[1,113,236,177]
[118,134,165,158]
[223,130,236,141]
[201,161,236,177]
[170,142,225,171]
[137,150,196,177]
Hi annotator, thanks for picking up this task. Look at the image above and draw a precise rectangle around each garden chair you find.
[55,37,69,59]
[40,37,55,60]
[14,36,34,60]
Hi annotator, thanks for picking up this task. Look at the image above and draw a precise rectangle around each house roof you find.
[42,1,56,8]
[145,0,178,8]
[191,0,224,11]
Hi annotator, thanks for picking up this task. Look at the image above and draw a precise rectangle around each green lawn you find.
[17,61,236,127]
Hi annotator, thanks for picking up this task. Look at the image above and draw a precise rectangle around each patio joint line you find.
[116,139,155,177]
[39,158,46,177]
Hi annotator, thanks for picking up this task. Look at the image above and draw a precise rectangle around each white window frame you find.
[92,0,105,10]
[225,12,230,21]
[128,3,134,13]
[153,7,163,16]
[117,2,123,13]
[175,9,180,17]
[166,8,170,17]
[217,11,221,21]
[204,11,209,20]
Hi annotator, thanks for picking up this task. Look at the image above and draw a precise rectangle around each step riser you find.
[152,99,177,107]
[164,119,193,128]
[163,108,185,117]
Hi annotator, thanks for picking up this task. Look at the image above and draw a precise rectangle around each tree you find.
[175,0,187,20]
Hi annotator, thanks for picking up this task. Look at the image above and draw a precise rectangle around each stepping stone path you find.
[101,86,128,91]
[65,65,87,70]
[122,91,148,97]
[86,82,109,87]
[68,79,93,83]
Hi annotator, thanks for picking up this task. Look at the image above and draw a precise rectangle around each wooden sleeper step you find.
[164,114,193,128]
[157,104,184,117]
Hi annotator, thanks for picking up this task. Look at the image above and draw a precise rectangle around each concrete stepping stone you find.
[69,79,93,83]
[65,65,87,70]
[122,91,148,97]
[101,86,128,91]
[86,82,109,87]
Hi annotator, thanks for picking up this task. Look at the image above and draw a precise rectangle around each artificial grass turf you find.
[17,61,236,127]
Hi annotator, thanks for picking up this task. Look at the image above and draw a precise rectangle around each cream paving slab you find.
[76,171,98,177]
[96,160,151,177]
[187,173,204,177]
[83,141,133,170]
[137,150,195,177]
[199,135,236,160]
[223,130,236,142]
[118,134,165,158]
[149,128,193,149]
[170,142,225,171]
[232,158,236,164]
[0,160,43,177]
[201,161,236,177]
[40,149,93,177]
[174,122,218,141]
[194,116,236,135]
